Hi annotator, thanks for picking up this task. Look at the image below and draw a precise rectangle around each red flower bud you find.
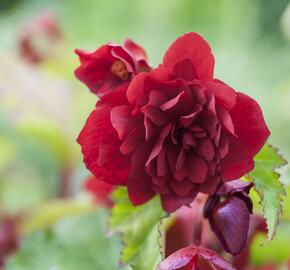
[157,245,235,270]
[75,39,150,98]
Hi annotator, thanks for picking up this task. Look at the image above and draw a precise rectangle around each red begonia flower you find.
[77,32,269,213]
[204,180,253,255]
[157,245,235,270]
[75,39,150,98]
[84,175,115,207]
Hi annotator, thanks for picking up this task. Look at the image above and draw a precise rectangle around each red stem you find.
[192,195,206,246]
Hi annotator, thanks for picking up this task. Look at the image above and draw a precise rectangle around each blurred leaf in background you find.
[6,209,130,270]
[110,188,167,270]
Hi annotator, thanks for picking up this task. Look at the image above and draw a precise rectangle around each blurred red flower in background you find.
[77,32,269,213]
[84,175,114,207]
[19,10,62,64]
[0,216,19,267]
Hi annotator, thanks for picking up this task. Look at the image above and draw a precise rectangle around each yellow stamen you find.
[110,60,130,81]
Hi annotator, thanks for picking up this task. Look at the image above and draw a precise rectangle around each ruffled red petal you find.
[77,103,130,185]
[127,143,156,205]
[127,67,169,107]
[111,45,136,73]
[198,247,235,270]
[99,82,130,106]
[75,45,117,96]
[207,80,237,110]
[161,192,197,213]
[110,105,139,140]
[221,93,270,180]
[124,38,148,63]
[158,246,235,270]
[163,32,215,82]
[158,246,197,270]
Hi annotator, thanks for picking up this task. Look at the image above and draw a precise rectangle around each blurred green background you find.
[1,0,290,269]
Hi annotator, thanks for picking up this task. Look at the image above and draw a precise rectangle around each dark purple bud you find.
[204,180,253,255]
[208,196,250,255]
[216,179,252,194]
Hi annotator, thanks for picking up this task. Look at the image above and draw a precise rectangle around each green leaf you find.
[109,188,167,270]
[248,144,287,240]
[7,209,130,270]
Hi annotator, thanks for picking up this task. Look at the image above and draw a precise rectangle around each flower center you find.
[110,60,130,81]
[174,126,184,143]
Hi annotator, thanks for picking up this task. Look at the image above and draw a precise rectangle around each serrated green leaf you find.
[109,188,166,270]
[248,144,287,240]
[7,210,130,270]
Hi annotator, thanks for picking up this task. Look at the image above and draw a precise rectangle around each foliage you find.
[1,0,290,268]
[248,144,287,240]
[7,210,130,270]
[110,188,167,270]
